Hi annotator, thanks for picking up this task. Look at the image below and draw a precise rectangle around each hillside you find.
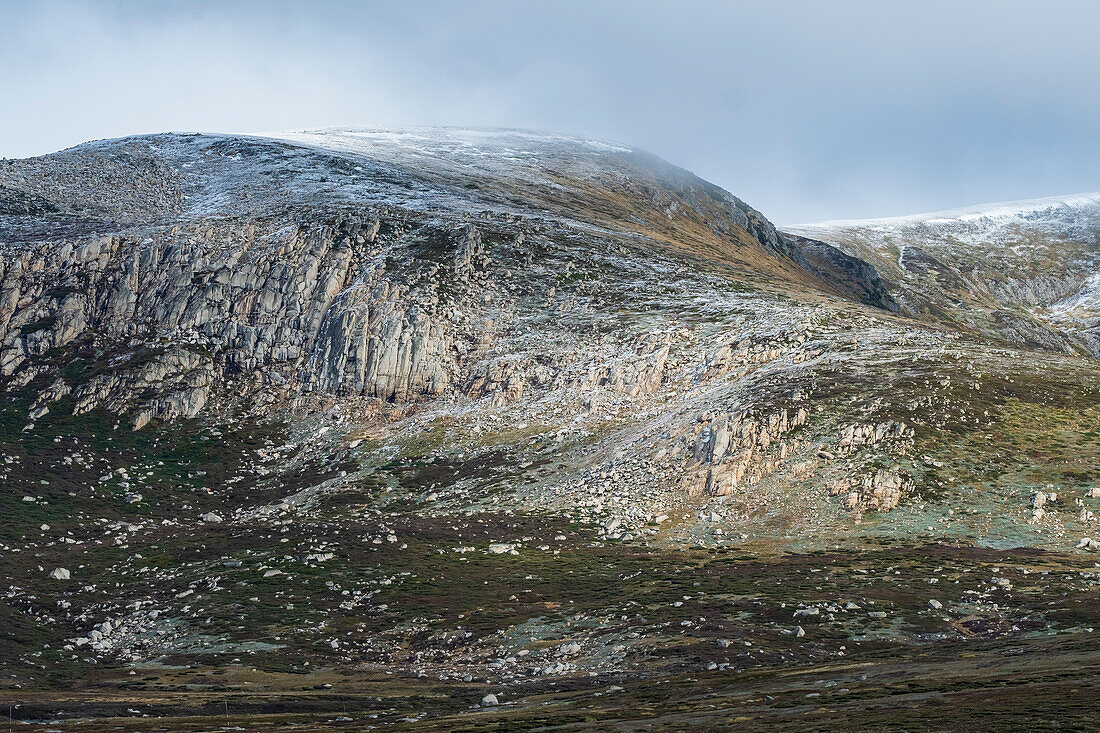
[787,193,1100,355]
[2,129,1099,730]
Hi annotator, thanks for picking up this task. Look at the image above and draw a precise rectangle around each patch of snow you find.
[788,192,1100,232]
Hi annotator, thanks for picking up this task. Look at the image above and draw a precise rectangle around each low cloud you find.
[3,0,1098,222]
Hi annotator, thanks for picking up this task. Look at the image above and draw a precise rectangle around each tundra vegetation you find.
[1,129,1099,730]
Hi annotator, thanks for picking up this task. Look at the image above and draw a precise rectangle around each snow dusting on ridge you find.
[787,192,1100,234]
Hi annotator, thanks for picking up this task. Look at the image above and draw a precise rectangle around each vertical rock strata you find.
[0,216,477,427]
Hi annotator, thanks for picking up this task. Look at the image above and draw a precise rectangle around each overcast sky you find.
[3,0,1099,223]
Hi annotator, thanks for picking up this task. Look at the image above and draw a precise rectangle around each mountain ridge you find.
[788,190,1100,230]
[785,189,1100,356]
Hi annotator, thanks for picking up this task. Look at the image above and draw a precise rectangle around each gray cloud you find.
[2,0,1098,223]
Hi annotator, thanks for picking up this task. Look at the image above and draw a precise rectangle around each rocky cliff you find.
[0,129,895,432]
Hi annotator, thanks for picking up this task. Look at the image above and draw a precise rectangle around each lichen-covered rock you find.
[0,215,487,423]
[695,406,808,496]
[834,468,913,513]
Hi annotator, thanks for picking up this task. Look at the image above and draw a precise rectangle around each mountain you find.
[0,128,902,425]
[787,193,1100,355]
[2,129,1099,729]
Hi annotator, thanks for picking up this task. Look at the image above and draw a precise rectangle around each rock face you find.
[783,234,899,312]
[839,469,913,513]
[304,277,453,401]
[0,129,898,431]
[835,422,913,456]
[0,212,474,426]
[696,407,809,497]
